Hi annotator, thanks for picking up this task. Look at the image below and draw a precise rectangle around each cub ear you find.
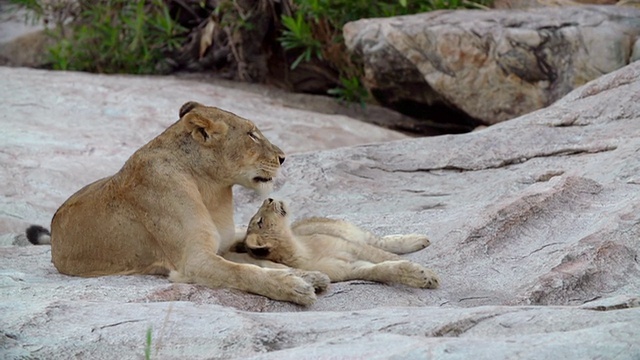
[179,101,205,118]
[185,113,228,143]
[249,246,271,258]
[230,241,248,253]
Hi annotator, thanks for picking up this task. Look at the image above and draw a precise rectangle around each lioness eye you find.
[248,132,259,142]
[257,217,263,228]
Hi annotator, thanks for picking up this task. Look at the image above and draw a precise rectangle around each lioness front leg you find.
[350,260,439,289]
[222,251,330,293]
[173,254,318,305]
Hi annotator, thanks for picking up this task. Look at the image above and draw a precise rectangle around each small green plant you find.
[145,327,152,360]
[327,76,369,107]
[279,13,323,69]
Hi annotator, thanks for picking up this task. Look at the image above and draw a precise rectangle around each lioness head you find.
[244,198,294,263]
[178,101,285,194]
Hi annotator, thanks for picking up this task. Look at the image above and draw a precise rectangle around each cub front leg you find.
[351,260,439,289]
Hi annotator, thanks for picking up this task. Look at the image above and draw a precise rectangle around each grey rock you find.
[632,38,640,62]
[1,289,638,359]
[2,62,640,358]
[344,5,640,126]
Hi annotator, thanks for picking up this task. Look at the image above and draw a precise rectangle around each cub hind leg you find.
[292,217,431,254]
[291,217,377,245]
[378,234,431,254]
[349,260,439,289]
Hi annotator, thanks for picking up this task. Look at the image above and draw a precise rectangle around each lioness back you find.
[51,176,160,276]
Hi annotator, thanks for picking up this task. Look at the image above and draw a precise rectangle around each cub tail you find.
[26,225,51,245]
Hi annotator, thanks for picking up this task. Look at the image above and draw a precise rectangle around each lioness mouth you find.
[253,176,273,183]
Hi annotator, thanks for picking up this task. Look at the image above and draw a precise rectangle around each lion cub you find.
[240,198,440,289]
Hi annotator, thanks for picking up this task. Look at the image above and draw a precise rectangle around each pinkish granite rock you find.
[1,62,640,359]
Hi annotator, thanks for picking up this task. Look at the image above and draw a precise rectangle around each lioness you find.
[26,102,329,305]
[239,198,440,288]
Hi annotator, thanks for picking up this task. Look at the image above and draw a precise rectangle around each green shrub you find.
[280,12,323,70]
[280,0,491,103]
[10,0,491,103]
[11,0,186,74]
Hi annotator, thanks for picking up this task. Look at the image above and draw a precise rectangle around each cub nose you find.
[267,198,274,203]
[278,155,285,165]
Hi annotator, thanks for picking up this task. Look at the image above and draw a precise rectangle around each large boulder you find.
[2,62,640,358]
[344,5,640,128]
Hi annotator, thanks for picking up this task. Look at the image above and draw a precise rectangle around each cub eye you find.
[257,217,263,229]
[248,132,260,142]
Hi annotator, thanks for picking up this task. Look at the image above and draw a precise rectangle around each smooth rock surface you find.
[2,62,640,358]
[344,5,640,126]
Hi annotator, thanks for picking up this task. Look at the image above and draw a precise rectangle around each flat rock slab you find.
[0,67,405,235]
[3,289,638,359]
[2,62,640,358]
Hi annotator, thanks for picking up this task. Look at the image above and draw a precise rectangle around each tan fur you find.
[48,102,328,305]
[242,199,440,288]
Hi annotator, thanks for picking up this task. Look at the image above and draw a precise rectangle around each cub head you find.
[244,198,294,263]
[178,101,285,195]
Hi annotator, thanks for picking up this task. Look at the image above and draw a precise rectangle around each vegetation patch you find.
[10,0,491,103]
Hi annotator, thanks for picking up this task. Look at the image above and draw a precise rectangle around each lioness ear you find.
[185,113,228,143]
[179,101,205,118]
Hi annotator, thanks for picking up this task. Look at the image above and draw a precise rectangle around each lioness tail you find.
[26,225,51,245]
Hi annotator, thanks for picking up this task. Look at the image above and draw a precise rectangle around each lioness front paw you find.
[269,270,317,306]
[294,270,331,293]
[168,270,192,284]
[397,261,440,289]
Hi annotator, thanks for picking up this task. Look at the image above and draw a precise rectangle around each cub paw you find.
[397,261,440,289]
[294,270,331,293]
[382,234,431,254]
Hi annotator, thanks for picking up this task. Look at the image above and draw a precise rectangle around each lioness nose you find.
[278,155,285,165]
[267,198,274,203]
